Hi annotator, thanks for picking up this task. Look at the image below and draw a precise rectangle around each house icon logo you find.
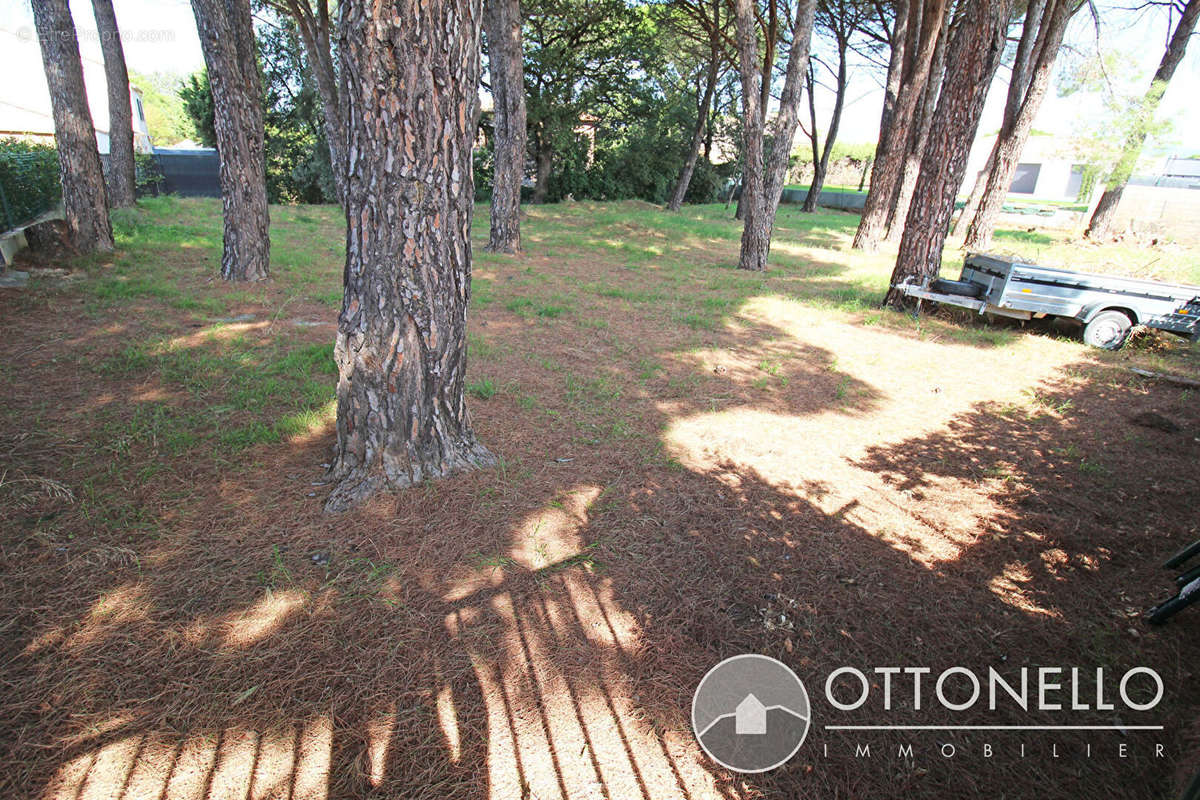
[692,655,810,773]
[735,693,767,735]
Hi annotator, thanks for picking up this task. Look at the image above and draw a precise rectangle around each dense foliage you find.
[0,138,61,231]
[181,14,336,205]
[129,70,197,146]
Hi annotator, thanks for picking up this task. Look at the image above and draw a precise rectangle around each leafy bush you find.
[0,138,61,230]
[134,152,166,196]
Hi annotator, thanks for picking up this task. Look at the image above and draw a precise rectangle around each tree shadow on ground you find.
[6,345,1200,799]
[4,199,1200,800]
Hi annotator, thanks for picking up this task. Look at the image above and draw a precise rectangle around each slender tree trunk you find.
[885,0,1013,306]
[91,0,135,208]
[735,0,817,271]
[885,0,950,242]
[853,0,947,251]
[802,67,822,212]
[31,0,113,253]
[952,0,1044,235]
[732,0,765,264]
[668,42,720,211]
[327,0,494,512]
[484,0,527,251]
[191,0,270,281]
[964,0,1080,250]
[762,0,817,220]
[808,40,848,211]
[279,0,348,206]
[532,135,552,204]
[1086,0,1200,238]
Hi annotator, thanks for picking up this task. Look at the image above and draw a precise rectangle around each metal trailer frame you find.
[898,253,1200,349]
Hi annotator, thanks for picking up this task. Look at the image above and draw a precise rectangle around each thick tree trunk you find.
[853,0,947,252]
[1086,0,1199,238]
[876,0,910,152]
[91,0,135,208]
[951,0,1045,236]
[668,44,720,212]
[484,0,527,251]
[191,0,271,281]
[885,0,949,243]
[885,0,1012,306]
[964,0,1079,250]
[326,0,494,512]
[31,0,113,254]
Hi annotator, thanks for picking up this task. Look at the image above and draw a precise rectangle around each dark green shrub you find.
[134,152,166,196]
[0,138,61,230]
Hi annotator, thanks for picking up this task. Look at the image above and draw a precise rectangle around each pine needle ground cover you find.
[2,197,1198,799]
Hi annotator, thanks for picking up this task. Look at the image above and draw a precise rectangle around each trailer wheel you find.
[1083,310,1133,350]
[930,278,984,298]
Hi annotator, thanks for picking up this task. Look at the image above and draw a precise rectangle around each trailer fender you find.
[1080,304,1139,325]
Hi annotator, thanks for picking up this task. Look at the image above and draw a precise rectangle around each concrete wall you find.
[1111,184,1200,242]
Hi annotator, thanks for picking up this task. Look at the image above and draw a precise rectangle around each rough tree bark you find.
[483,0,527,251]
[269,0,348,206]
[952,0,1045,236]
[91,0,135,208]
[964,0,1080,250]
[1086,0,1200,238]
[852,0,946,251]
[190,0,271,281]
[31,0,113,254]
[668,40,720,211]
[885,0,1013,306]
[876,0,910,147]
[326,0,494,512]
[735,0,817,271]
[884,0,949,242]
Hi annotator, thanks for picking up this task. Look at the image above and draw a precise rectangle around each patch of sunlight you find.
[439,485,602,602]
[365,703,398,784]
[277,399,337,442]
[221,588,307,648]
[508,486,601,571]
[988,562,1060,618]
[167,320,271,349]
[44,721,328,800]
[448,577,720,800]
[68,583,151,651]
[436,686,461,763]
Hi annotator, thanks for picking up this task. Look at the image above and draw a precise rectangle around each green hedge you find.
[0,138,61,231]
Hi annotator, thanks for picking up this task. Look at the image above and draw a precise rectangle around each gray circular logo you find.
[691,654,811,773]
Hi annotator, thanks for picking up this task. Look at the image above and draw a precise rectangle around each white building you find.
[0,23,153,154]
[961,131,1085,202]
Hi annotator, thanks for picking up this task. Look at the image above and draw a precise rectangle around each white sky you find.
[1,0,1196,155]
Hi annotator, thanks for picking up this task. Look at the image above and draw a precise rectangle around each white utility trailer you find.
[897,253,1200,349]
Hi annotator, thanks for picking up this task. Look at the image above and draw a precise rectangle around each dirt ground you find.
[2,198,1199,799]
